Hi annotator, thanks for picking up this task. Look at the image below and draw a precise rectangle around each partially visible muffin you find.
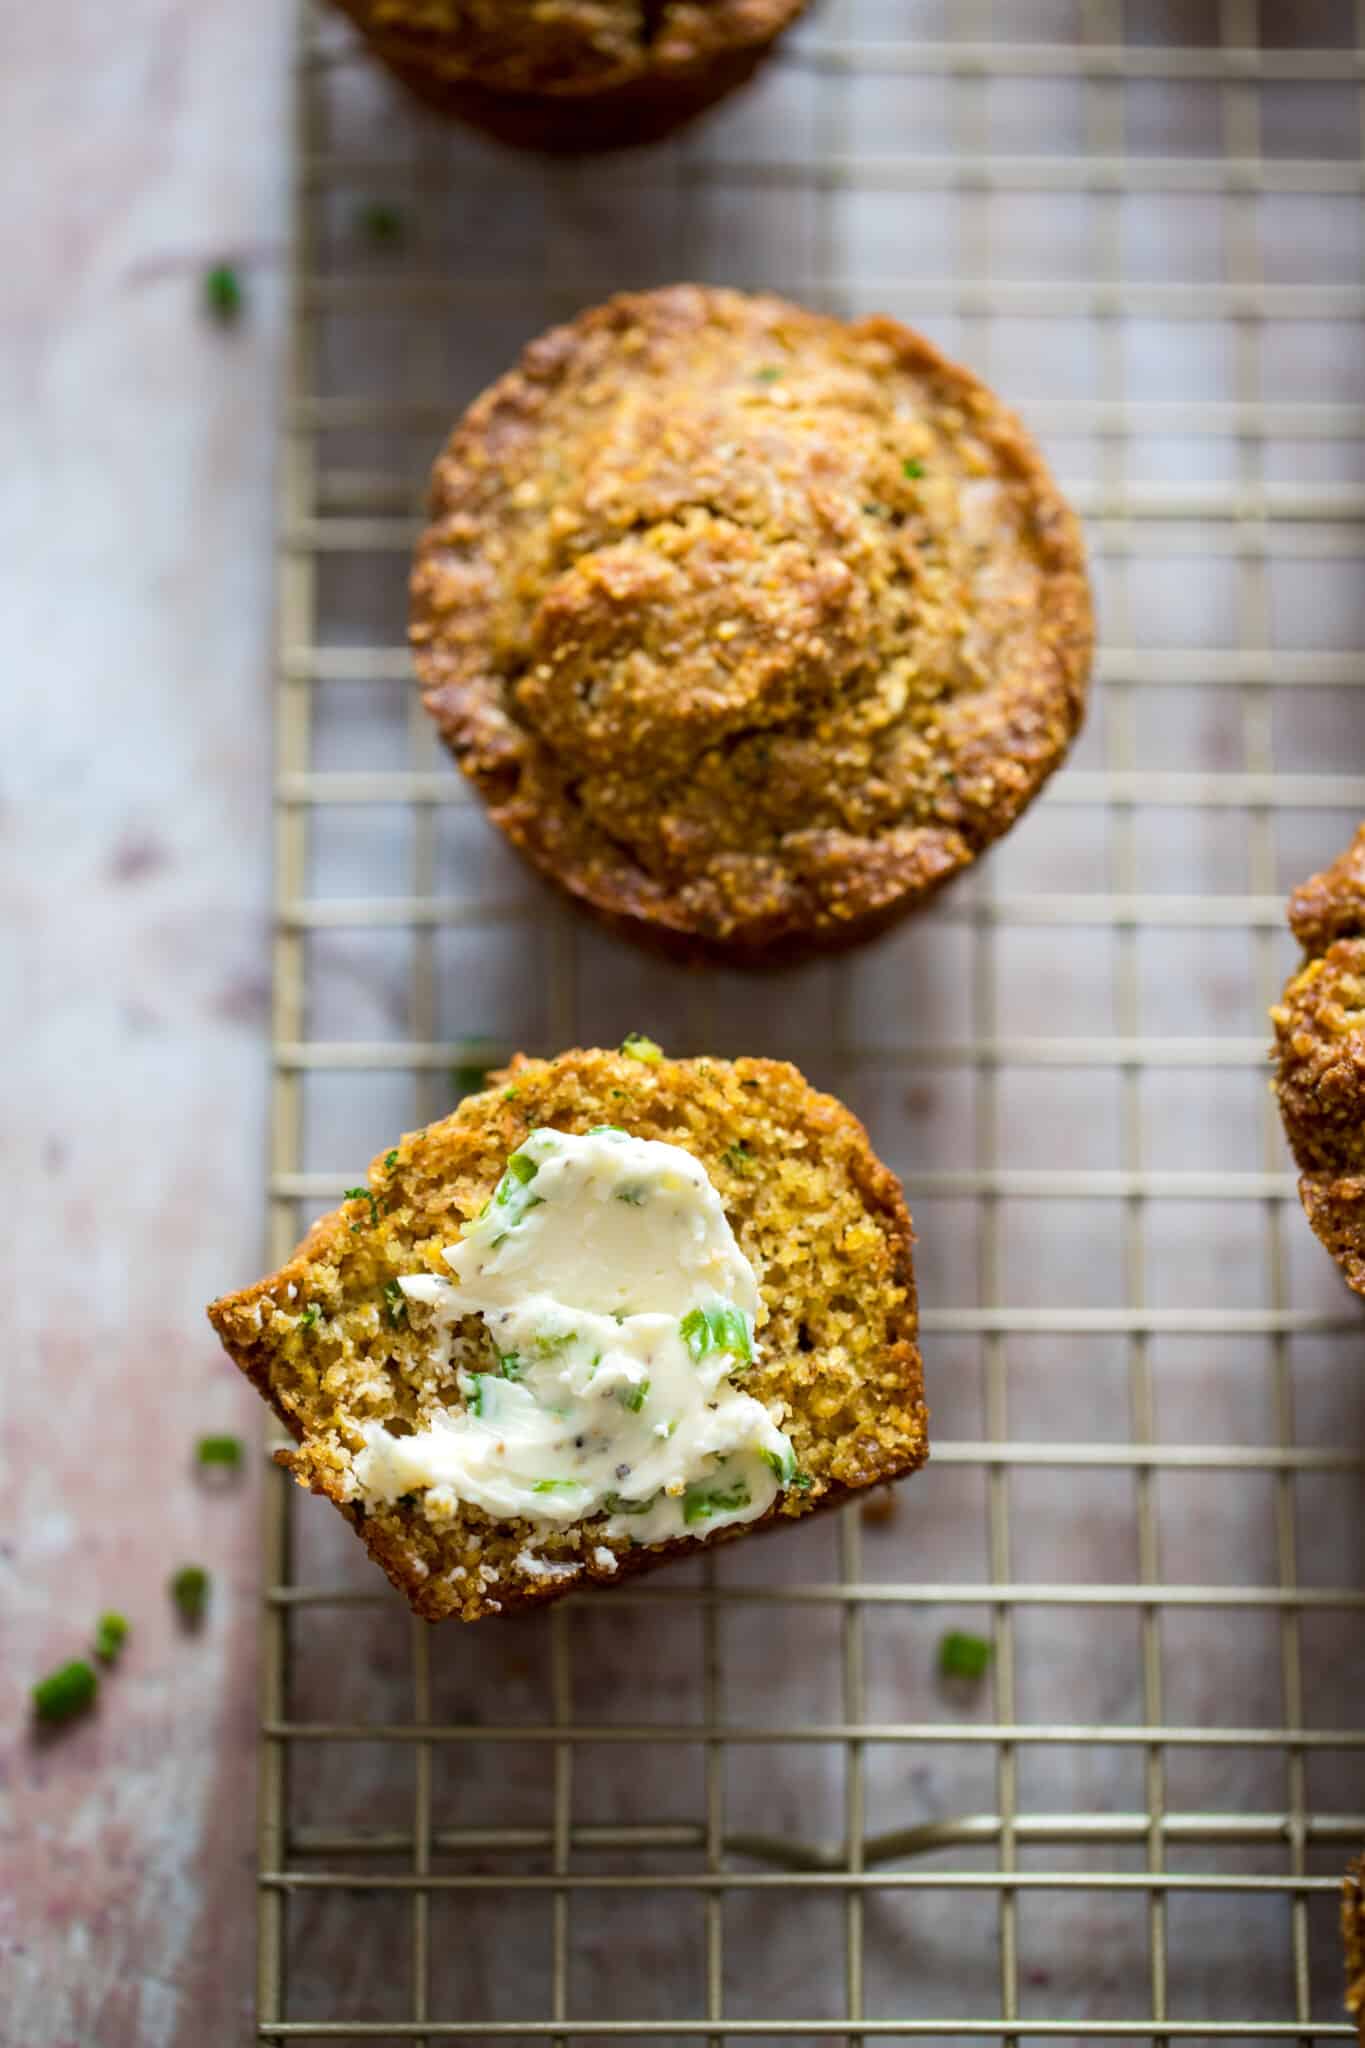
[1347,1858,1365,2044]
[412,285,1093,964]
[327,0,807,152]
[207,1046,927,1621]
[1271,824,1365,1296]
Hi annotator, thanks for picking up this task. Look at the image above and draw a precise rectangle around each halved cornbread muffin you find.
[208,1046,927,1620]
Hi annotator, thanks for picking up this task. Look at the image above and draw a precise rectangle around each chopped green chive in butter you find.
[680,1302,753,1365]
[353,1127,798,1550]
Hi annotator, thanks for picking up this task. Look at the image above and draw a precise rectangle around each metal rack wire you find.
[258,0,1365,2037]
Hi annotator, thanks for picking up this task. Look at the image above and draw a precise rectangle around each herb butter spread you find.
[353,1127,801,1545]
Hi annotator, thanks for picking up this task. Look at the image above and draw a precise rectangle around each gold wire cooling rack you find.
[258,0,1365,2037]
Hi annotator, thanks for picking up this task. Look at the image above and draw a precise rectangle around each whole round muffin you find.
[328,0,807,152]
[412,285,1094,963]
[1272,823,1365,1296]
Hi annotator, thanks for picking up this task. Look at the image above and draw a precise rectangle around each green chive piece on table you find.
[170,1565,210,1624]
[357,199,405,244]
[939,1629,992,1682]
[203,263,243,323]
[196,1433,244,1469]
[33,1659,98,1723]
[93,1612,130,1663]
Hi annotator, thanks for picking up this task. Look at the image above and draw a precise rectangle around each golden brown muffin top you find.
[1274,826,1365,1180]
[357,0,804,94]
[208,1048,926,1620]
[412,287,1092,957]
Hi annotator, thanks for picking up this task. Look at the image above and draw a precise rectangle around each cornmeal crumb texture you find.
[327,1,806,149]
[1272,823,1365,1297]
[412,286,1093,961]
[206,1049,927,1621]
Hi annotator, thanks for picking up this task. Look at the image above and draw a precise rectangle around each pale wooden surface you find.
[2,2,289,2040]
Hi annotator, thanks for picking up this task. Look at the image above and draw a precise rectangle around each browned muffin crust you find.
[328,0,806,151]
[1347,1858,1365,2044]
[412,286,1093,964]
[207,1048,927,1621]
[1271,824,1365,1297]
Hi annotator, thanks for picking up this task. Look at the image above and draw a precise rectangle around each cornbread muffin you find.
[412,286,1093,963]
[327,0,807,152]
[207,1046,927,1621]
[1271,824,1365,1297]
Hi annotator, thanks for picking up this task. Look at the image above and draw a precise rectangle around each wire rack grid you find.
[257,0,1365,2039]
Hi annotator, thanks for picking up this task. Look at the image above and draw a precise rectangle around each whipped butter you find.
[353,1127,801,1544]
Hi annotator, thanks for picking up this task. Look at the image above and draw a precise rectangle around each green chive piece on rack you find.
[939,1630,992,1682]
[196,1433,244,1469]
[33,1659,98,1722]
[203,263,244,324]
[620,1033,662,1063]
[93,1612,130,1664]
[170,1565,210,1624]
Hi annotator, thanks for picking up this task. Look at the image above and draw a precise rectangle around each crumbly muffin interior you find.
[208,1049,925,1619]
[413,287,1091,945]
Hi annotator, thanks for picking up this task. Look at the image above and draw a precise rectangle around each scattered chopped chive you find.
[33,1660,98,1723]
[344,1185,380,1230]
[170,1565,210,1624]
[620,1379,650,1413]
[614,1184,647,1206]
[532,1478,581,1495]
[298,1302,321,1330]
[604,1490,658,1516]
[356,199,405,244]
[587,1124,628,1137]
[792,1470,814,1492]
[93,1612,130,1663]
[451,1064,489,1097]
[902,458,925,480]
[722,1141,755,1175]
[761,1444,798,1485]
[383,1279,407,1328]
[620,1032,662,1063]
[683,1477,751,1526]
[383,1148,400,1171]
[196,1434,244,1469]
[754,365,782,383]
[203,262,243,323]
[465,1373,488,1418]
[503,1086,520,1099]
[610,1089,627,1099]
[494,1347,523,1380]
[939,1630,992,1682]
[506,1152,538,1186]
[680,1303,753,1366]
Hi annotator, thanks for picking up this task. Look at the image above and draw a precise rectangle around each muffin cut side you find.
[412,285,1093,962]
[207,1049,927,1620]
[1271,823,1365,1297]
